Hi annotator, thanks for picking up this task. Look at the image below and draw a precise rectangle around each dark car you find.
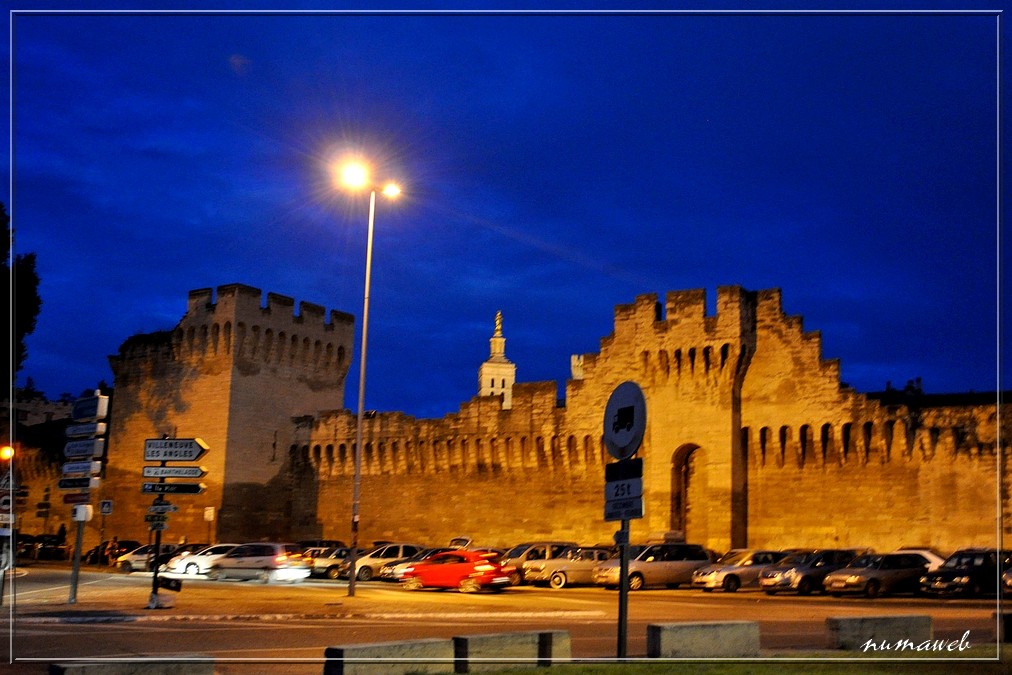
[823,552,931,598]
[85,539,141,565]
[919,548,1012,598]
[758,549,861,595]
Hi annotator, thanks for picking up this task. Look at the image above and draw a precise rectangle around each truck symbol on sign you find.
[612,406,635,433]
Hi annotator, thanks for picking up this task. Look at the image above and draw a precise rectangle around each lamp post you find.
[337,160,400,597]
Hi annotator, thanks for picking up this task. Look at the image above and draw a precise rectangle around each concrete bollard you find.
[646,621,760,658]
[453,632,540,672]
[826,615,932,650]
[538,630,571,666]
[996,611,1012,643]
[48,658,214,675]
[323,639,454,675]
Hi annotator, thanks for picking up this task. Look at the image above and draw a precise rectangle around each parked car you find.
[338,542,426,582]
[919,548,1011,598]
[593,543,711,590]
[379,547,455,582]
[521,546,614,589]
[824,552,932,598]
[85,539,141,565]
[691,549,786,592]
[117,544,178,573]
[297,539,346,550]
[893,547,946,571]
[758,549,861,595]
[1002,567,1012,597]
[31,534,72,561]
[499,541,578,586]
[164,543,239,575]
[208,542,310,583]
[155,543,208,571]
[401,549,511,593]
[308,547,361,579]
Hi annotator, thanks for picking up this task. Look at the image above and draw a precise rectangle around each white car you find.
[893,548,946,571]
[117,544,177,573]
[166,543,239,575]
[208,542,310,583]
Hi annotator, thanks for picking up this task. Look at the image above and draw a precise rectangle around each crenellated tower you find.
[105,283,354,543]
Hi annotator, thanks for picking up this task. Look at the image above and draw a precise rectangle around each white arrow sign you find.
[64,439,106,459]
[148,503,179,514]
[143,438,209,462]
[62,461,102,476]
[142,466,208,478]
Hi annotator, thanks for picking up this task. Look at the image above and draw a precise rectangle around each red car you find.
[401,549,511,593]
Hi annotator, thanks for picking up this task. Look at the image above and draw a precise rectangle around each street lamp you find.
[335,159,400,597]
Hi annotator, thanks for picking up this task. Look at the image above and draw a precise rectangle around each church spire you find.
[478,310,516,409]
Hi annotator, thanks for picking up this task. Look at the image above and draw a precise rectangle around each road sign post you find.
[67,390,108,605]
[141,437,211,609]
[602,381,647,659]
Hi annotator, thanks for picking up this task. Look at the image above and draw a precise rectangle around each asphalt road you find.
[2,563,1004,673]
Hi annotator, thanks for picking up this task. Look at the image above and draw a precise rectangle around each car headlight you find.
[956,576,970,584]
[785,568,798,579]
[846,575,863,584]
[920,576,928,583]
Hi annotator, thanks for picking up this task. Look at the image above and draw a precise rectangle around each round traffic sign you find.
[603,381,646,460]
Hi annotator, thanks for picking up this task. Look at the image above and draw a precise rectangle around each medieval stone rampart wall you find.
[289,287,1007,554]
[102,284,354,544]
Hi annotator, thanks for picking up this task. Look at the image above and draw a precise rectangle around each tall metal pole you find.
[617,518,630,657]
[348,189,376,598]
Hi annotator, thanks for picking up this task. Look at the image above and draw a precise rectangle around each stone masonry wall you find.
[291,286,1008,554]
[103,284,353,545]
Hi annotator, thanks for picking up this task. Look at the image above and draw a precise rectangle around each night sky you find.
[8,5,1006,418]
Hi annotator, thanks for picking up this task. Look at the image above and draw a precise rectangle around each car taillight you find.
[276,555,288,564]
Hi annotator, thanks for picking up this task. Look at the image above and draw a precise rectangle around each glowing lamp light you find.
[0,445,12,460]
[338,161,370,190]
[381,183,401,198]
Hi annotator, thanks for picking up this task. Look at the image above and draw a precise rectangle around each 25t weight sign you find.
[604,478,642,501]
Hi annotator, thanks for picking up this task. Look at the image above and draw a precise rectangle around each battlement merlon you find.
[184,283,353,331]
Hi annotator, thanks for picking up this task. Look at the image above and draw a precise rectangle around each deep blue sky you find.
[8,5,1006,418]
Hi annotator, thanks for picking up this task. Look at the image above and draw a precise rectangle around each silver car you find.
[594,543,710,590]
[691,549,785,592]
[339,542,425,582]
[208,542,310,583]
[522,546,614,589]
[499,541,578,585]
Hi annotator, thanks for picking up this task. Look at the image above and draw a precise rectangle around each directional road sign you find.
[144,438,209,462]
[63,493,91,505]
[148,503,179,514]
[144,514,169,523]
[64,439,106,459]
[142,466,208,478]
[72,394,109,423]
[66,422,107,438]
[149,522,168,531]
[58,476,100,490]
[141,482,206,495]
[62,461,102,476]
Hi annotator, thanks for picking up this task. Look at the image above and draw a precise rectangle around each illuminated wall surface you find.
[38,283,1004,553]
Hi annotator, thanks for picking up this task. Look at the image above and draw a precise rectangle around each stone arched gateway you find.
[670,444,708,544]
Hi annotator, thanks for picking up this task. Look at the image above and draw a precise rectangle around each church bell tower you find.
[478,311,516,409]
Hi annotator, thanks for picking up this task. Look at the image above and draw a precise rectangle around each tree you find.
[2,202,42,389]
